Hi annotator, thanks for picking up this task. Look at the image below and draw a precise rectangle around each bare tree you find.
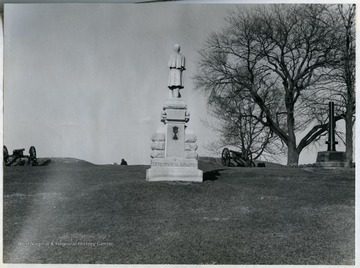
[330,4,356,167]
[202,87,284,162]
[194,4,346,165]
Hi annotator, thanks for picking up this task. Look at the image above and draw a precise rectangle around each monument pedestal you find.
[146,98,203,182]
[146,158,203,182]
[316,151,346,168]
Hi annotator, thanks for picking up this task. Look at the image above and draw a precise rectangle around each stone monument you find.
[316,102,346,167]
[146,44,203,182]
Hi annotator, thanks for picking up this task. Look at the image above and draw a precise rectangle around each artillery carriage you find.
[3,146,38,166]
[221,147,255,167]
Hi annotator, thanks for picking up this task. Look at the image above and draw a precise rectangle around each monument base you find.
[316,151,346,168]
[315,162,345,168]
[146,158,203,182]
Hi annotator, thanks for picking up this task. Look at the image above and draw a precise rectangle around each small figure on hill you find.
[120,159,128,165]
[168,44,185,98]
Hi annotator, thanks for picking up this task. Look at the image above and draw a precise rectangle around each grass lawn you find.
[3,158,355,264]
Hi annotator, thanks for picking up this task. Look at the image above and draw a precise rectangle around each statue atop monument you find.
[168,44,185,98]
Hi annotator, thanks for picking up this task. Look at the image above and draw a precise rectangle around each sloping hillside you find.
[3,159,355,264]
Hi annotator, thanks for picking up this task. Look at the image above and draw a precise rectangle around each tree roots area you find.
[3,158,354,264]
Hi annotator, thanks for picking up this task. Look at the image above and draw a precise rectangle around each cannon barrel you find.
[13,148,25,156]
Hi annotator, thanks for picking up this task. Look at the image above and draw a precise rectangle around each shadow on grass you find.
[203,169,226,181]
[38,159,52,166]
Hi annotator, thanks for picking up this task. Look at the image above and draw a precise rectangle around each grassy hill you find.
[198,156,284,168]
[3,158,355,264]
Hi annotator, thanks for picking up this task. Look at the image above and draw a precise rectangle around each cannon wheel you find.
[250,161,256,167]
[3,146,9,164]
[29,146,36,158]
[221,148,231,167]
[29,146,37,166]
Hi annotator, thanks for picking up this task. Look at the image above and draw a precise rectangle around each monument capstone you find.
[146,44,203,182]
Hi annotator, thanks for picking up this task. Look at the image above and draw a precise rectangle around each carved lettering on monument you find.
[152,161,197,168]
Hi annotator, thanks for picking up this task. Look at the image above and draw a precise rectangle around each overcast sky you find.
[3,2,347,165]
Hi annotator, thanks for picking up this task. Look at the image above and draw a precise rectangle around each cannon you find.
[3,146,38,166]
[221,148,255,167]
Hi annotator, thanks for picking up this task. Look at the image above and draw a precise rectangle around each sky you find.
[4,3,231,165]
[3,2,350,165]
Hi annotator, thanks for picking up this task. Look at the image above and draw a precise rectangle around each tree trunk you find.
[344,107,354,168]
[287,141,299,166]
[285,89,299,166]
[286,122,300,166]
